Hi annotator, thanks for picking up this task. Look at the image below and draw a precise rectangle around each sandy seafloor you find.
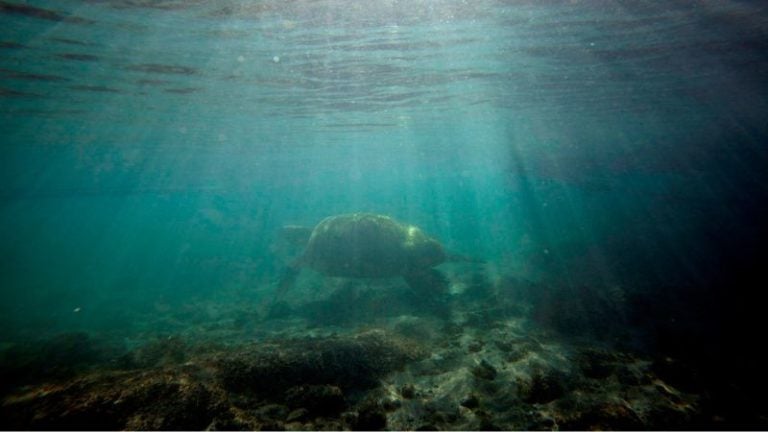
[1,262,763,431]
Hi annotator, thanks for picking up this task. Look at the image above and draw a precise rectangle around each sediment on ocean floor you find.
[0,330,424,430]
[0,322,730,430]
[1,274,765,430]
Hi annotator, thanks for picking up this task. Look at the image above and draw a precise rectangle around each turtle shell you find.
[302,213,446,278]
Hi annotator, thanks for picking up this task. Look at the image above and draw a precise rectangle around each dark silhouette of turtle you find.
[273,213,478,304]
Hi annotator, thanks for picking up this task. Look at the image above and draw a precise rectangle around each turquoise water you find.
[1,1,767,429]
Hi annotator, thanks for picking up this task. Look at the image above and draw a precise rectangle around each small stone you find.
[472,359,497,381]
[479,418,503,431]
[381,397,401,411]
[530,414,556,430]
[400,384,416,399]
[651,356,701,392]
[258,420,285,431]
[284,421,303,430]
[254,404,289,421]
[460,394,479,409]
[523,370,566,404]
[467,340,484,353]
[354,407,387,430]
[578,348,617,379]
[616,367,643,385]
[284,385,345,416]
[340,411,358,428]
[286,408,309,423]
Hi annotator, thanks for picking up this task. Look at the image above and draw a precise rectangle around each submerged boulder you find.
[217,329,424,395]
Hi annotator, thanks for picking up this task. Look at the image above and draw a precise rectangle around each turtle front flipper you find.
[403,268,451,318]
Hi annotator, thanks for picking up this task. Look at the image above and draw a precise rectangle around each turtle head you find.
[404,226,446,269]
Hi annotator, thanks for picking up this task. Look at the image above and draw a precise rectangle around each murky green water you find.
[1,1,767,429]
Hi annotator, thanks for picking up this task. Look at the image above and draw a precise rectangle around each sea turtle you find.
[273,213,477,303]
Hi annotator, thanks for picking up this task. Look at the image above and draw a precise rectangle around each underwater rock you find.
[284,384,346,417]
[380,395,402,411]
[471,359,498,381]
[265,300,293,320]
[493,336,539,363]
[0,369,224,430]
[548,348,703,430]
[400,383,416,399]
[119,335,187,369]
[0,329,425,430]
[467,340,484,353]
[476,410,503,431]
[2,288,747,431]
[651,356,702,393]
[460,393,480,409]
[254,403,290,422]
[615,365,645,386]
[576,347,620,379]
[461,307,510,329]
[352,405,387,430]
[0,332,121,394]
[507,277,628,341]
[558,401,645,430]
[464,272,494,299]
[286,407,310,423]
[301,282,418,325]
[521,368,568,404]
[217,330,423,396]
[573,348,651,386]
[391,315,446,342]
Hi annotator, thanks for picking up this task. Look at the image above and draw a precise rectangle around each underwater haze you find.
[1,1,768,430]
